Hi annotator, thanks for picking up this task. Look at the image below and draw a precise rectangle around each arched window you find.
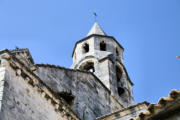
[116,66,125,95]
[116,48,119,56]
[100,41,106,51]
[80,62,95,72]
[82,43,89,53]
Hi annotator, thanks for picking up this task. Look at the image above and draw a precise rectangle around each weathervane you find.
[93,12,97,22]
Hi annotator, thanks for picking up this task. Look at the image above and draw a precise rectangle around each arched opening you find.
[59,91,74,106]
[116,66,125,95]
[82,43,89,53]
[100,41,106,51]
[80,62,95,72]
[116,48,119,56]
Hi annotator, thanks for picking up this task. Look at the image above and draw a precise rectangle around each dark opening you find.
[116,48,119,56]
[100,41,106,51]
[116,66,125,95]
[59,92,74,105]
[83,62,95,72]
[80,62,95,73]
[83,43,89,53]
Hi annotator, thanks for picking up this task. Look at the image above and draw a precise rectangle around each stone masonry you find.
[0,22,179,120]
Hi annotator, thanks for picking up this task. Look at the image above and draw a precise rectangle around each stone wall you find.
[0,67,5,111]
[96,102,149,120]
[10,49,34,67]
[109,60,134,107]
[94,36,124,63]
[0,51,80,120]
[71,34,134,108]
[34,65,123,120]
[0,66,69,120]
[72,37,94,66]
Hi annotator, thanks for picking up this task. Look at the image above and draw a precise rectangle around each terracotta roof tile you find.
[132,89,180,120]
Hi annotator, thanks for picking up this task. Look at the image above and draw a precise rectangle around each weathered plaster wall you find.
[34,65,123,120]
[0,66,68,120]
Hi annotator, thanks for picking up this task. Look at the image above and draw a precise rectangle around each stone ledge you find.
[96,101,149,120]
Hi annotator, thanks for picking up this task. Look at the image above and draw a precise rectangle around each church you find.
[0,22,179,120]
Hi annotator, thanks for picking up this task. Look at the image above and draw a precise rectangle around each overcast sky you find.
[0,0,180,104]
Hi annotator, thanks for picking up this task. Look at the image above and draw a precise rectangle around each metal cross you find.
[93,12,97,22]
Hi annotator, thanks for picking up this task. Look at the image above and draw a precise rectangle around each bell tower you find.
[71,22,134,107]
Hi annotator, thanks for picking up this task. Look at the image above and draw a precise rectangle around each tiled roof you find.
[131,90,180,120]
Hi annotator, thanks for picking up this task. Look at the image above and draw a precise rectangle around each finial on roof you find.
[87,22,106,36]
[93,12,97,22]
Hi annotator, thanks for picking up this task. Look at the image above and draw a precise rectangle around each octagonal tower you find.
[71,22,134,107]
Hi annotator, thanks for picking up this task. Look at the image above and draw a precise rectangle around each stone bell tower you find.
[71,22,134,107]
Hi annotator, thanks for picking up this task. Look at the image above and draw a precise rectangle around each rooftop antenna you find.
[93,12,97,22]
